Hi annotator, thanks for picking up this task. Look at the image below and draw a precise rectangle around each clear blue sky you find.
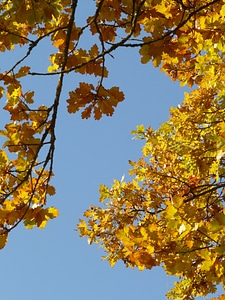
[0,2,222,300]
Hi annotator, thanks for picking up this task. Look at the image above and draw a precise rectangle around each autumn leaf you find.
[46,185,56,196]
[0,231,8,249]
[15,66,30,78]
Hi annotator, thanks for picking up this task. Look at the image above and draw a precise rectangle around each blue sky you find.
[0,2,222,300]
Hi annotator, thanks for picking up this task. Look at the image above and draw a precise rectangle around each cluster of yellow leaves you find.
[0,0,65,50]
[3,2,225,299]
[0,0,66,245]
[0,71,58,244]
[0,0,129,247]
[67,83,124,119]
[78,1,225,299]
[79,90,225,299]
[0,0,105,248]
[138,0,225,88]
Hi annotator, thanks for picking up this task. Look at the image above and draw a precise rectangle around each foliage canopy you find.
[1,0,225,299]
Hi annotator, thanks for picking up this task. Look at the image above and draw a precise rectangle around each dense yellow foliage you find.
[1,0,225,298]
[77,0,225,299]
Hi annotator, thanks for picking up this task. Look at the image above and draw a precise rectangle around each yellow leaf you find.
[0,150,8,166]
[24,218,36,229]
[186,240,194,249]
[0,87,4,98]
[0,231,8,249]
[48,65,58,73]
[45,207,59,219]
[24,91,34,104]
[52,39,64,48]
[220,4,225,18]
[15,66,30,78]
[46,185,56,196]
[140,227,147,240]
[89,44,99,57]
[166,204,177,218]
